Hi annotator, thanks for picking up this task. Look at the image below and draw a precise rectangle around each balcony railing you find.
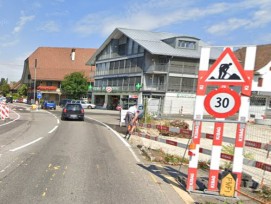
[92,83,166,93]
[144,84,166,91]
[145,63,168,73]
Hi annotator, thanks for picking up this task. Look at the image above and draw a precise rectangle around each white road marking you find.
[48,126,58,134]
[9,137,43,152]
[86,116,141,163]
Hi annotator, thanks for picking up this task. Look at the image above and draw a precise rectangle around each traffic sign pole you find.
[232,46,256,194]
[186,46,256,195]
[187,47,210,191]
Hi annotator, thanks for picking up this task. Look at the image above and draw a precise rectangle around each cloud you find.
[72,0,271,40]
[207,0,271,35]
[207,18,250,35]
[73,0,228,37]
[12,12,35,34]
[38,21,60,32]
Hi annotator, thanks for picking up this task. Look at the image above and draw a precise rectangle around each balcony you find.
[144,83,166,92]
[145,63,168,73]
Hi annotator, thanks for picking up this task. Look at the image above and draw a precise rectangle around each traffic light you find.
[135,83,142,91]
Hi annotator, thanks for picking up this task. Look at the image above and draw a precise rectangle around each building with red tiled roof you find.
[235,44,271,95]
[21,47,96,104]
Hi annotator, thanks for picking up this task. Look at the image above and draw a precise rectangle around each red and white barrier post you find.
[186,47,210,191]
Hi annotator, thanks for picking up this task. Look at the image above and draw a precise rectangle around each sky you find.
[1,0,271,82]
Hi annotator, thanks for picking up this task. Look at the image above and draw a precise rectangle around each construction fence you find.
[137,95,271,188]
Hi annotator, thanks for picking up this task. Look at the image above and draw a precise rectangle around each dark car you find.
[61,103,84,121]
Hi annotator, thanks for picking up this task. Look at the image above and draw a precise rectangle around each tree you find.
[0,79,10,96]
[61,72,88,99]
[18,84,28,96]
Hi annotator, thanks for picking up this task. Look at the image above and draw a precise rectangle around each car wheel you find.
[81,117,84,121]
[87,105,91,109]
[61,116,65,121]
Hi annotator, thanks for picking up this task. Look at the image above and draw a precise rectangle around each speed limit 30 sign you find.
[204,88,241,118]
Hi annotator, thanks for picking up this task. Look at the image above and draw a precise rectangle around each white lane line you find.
[57,119,60,124]
[86,116,140,163]
[48,126,58,134]
[9,137,43,152]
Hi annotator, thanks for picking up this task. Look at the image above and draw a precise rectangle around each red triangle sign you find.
[201,47,249,86]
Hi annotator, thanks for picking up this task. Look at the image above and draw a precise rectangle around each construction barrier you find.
[134,124,271,173]
[0,103,9,120]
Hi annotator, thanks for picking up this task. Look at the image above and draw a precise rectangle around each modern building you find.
[87,28,221,113]
[21,47,96,104]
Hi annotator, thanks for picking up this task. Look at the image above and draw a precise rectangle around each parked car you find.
[42,100,56,110]
[61,103,84,121]
[71,100,96,109]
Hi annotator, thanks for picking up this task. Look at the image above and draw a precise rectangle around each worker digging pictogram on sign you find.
[201,47,249,85]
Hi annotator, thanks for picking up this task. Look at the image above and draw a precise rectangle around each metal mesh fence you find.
[139,95,271,188]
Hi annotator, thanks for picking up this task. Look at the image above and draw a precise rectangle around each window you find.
[178,40,196,49]
[258,77,263,87]
[46,81,53,86]
[181,78,195,92]
[168,77,181,91]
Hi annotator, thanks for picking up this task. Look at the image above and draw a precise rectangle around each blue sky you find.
[1,0,271,82]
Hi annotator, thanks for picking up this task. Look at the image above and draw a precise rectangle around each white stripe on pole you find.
[189,145,200,168]
[232,147,244,172]
[193,95,205,118]
[244,46,257,71]
[210,145,222,169]
[199,47,211,71]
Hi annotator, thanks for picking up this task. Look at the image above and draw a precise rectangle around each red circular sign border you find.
[204,88,241,118]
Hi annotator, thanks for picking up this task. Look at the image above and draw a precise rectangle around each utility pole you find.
[34,59,37,104]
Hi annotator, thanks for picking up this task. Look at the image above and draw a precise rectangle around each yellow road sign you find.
[220,172,236,197]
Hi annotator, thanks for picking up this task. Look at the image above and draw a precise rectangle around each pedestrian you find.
[124,104,139,140]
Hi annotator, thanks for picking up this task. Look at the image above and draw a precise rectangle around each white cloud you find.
[12,12,35,34]
[206,0,271,35]
[73,1,229,37]
[208,18,250,35]
[38,21,60,32]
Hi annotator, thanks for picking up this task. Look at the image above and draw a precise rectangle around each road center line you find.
[9,137,44,152]
[48,126,58,134]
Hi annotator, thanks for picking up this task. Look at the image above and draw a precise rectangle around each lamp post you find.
[33,59,37,104]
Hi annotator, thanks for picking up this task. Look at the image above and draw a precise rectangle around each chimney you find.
[71,48,76,61]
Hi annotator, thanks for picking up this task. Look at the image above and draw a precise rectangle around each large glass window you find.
[181,78,195,92]
[168,77,181,91]
[178,40,196,49]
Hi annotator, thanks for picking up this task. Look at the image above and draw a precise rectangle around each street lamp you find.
[33,59,37,104]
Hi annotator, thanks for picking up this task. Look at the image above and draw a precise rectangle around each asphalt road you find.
[0,105,185,204]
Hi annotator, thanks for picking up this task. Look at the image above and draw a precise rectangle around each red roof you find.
[27,47,97,82]
[234,44,271,71]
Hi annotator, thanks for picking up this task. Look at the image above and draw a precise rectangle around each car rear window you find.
[66,104,81,111]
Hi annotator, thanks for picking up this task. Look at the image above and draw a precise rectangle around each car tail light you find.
[63,108,67,113]
[81,109,84,113]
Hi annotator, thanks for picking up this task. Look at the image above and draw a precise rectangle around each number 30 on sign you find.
[204,88,241,118]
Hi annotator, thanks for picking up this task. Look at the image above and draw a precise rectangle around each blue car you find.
[42,100,56,110]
